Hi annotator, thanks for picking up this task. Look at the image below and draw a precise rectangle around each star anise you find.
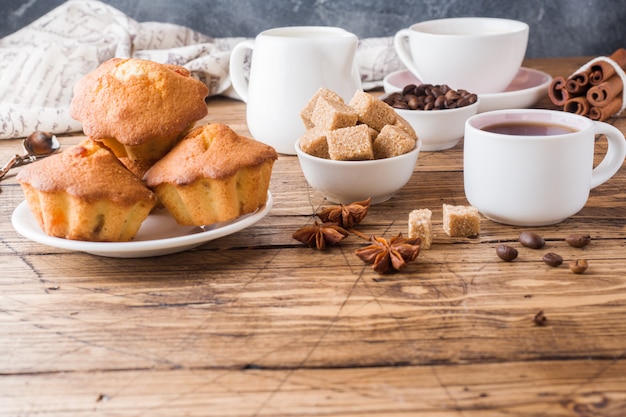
[355,233,421,274]
[292,221,349,250]
[317,198,371,228]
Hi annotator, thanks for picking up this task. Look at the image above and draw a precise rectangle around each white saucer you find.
[383,67,552,113]
[11,192,273,258]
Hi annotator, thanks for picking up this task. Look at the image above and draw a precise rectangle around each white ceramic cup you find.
[229,26,362,155]
[464,109,626,226]
[394,17,529,94]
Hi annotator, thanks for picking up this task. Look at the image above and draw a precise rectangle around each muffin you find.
[16,139,157,242]
[70,58,209,176]
[144,123,278,226]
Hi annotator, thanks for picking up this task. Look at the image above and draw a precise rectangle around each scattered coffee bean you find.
[569,259,589,274]
[518,231,545,249]
[565,234,591,248]
[382,84,478,111]
[496,244,518,261]
[533,310,547,326]
[542,252,563,267]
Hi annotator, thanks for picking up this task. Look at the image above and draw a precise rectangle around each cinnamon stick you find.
[589,98,623,121]
[563,96,590,116]
[587,75,622,107]
[565,72,589,94]
[588,48,626,85]
[548,76,570,106]
[585,51,625,121]
[549,49,626,121]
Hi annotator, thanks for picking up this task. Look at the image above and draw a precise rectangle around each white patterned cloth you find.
[0,0,402,139]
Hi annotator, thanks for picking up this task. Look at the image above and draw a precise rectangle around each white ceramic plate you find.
[383,67,552,113]
[11,192,273,258]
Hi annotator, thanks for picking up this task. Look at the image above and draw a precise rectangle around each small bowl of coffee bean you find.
[382,84,479,151]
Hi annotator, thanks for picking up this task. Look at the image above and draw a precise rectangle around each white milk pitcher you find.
[229,26,362,154]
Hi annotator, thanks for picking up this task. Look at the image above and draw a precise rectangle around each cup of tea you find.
[394,17,529,94]
[464,109,626,226]
[229,26,362,154]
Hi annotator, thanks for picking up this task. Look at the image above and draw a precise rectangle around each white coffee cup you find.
[394,18,529,94]
[464,109,626,226]
[229,26,362,155]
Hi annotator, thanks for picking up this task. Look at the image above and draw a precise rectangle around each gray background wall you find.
[2,0,625,58]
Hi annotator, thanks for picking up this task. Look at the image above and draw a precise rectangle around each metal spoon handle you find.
[0,155,20,180]
[0,154,36,180]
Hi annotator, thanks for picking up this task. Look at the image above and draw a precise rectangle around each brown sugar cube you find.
[443,204,481,237]
[299,128,329,158]
[327,124,374,160]
[368,126,379,141]
[394,113,418,140]
[408,209,432,249]
[373,124,417,159]
[311,96,358,130]
[349,90,397,131]
[300,87,344,129]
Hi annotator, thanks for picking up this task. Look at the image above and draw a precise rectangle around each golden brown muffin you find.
[70,58,209,177]
[16,139,157,242]
[144,123,278,226]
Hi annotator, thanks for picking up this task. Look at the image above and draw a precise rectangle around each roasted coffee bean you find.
[519,231,545,249]
[542,252,563,267]
[382,84,478,111]
[393,101,409,110]
[457,98,471,107]
[496,244,518,261]
[533,310,547,326]
[566,234,591,248]
[569,259,589,274]
[402,84,416,95]
[445,90,459,100]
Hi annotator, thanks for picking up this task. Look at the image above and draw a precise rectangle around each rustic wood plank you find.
[2,361,625,416]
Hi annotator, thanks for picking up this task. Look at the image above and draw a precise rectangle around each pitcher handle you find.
[229,39,255,103]
[393,29,423,81]
[590,121,626,189]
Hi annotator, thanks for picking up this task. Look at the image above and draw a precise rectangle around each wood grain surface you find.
[1,57,626,417]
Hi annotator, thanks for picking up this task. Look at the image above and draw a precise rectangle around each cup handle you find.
[229,39,255,103]
[393,29,423,81]
[590,121,626,189]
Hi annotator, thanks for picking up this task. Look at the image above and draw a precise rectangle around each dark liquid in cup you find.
[482,122,577,136]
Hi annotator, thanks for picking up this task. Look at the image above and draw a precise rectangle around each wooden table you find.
[2,57,626,416]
